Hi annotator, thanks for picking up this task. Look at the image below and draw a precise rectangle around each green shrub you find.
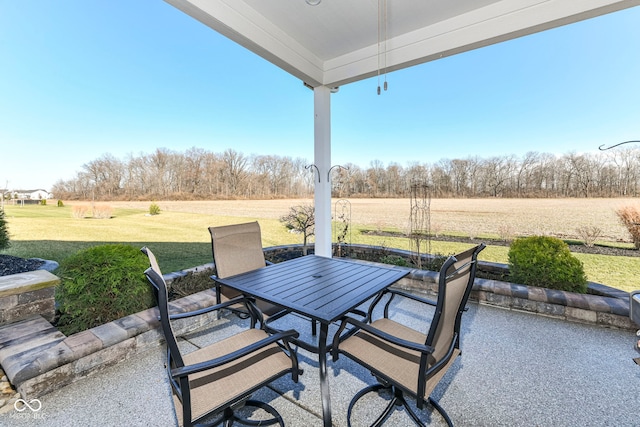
[379,255,409,267]
[508,236,587,293]
[149,202,161,215]
[57,199,64,207]
[0,209,9,251]
[56,244,155,335]
[423,253,448,272]
[41,199,47,206]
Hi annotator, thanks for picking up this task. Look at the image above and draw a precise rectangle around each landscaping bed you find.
[0,255,45,276]
[361,230,640,257]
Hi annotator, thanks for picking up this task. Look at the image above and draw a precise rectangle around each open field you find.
[106,198,633,243]
[2,198,639,292]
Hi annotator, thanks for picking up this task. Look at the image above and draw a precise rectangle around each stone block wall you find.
[265,244,634,330]
[0,270,59,325]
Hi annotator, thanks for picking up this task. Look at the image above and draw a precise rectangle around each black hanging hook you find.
[305,164,321,182]
[328,165,348,182]
[598,140,640,151]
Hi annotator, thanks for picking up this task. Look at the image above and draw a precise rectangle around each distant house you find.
[11,189,53,200]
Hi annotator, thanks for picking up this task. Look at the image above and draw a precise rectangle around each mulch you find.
[0,255,45,277]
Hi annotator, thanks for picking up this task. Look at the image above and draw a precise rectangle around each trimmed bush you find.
[149,202,161,215]
[57,199,64,207]
[508,236,587,293]
[0,209,9,251]
[56,244,155,335]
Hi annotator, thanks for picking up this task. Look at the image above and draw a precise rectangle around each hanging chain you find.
[377,0,388,95]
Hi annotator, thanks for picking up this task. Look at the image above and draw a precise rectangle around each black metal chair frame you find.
[332,243,486,427]
[141,247,301,427]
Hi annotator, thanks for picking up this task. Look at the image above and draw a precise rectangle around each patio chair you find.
[208,222,285,317]
[141,246,301,427]
[209,221,318,335]
[332,243,486,427]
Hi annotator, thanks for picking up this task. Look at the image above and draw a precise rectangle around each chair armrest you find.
[332,316,434,361]
[388,289,468,311]
[378,288,437,319]
[387,288,437,307]
[171,328,300,379]
[168,296,250,320]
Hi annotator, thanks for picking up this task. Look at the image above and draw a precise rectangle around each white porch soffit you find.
[165,0,640,88]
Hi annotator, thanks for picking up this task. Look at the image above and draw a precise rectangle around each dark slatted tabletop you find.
[215,255,409,323]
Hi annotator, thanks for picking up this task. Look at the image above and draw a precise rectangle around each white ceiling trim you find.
[166,0,326,85]
[324,0,640,86]
[166,0,640,88]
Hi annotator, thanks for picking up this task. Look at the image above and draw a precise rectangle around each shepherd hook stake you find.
[305,164,321,183]
[598,140,640,150]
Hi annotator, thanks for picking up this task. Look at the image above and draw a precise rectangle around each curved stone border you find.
[32,258,59,273]
[0,286,220,400]
[400,270,633,330]
[265,244,635,330]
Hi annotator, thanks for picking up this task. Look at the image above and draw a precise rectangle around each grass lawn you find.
[2,203,639,292]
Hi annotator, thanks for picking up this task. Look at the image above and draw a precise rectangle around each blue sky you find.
[1,1,639,191]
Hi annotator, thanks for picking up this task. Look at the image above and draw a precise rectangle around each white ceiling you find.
[165,0,640,88]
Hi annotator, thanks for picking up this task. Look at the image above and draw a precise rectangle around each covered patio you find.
[3,2,640,425]
[4,294,639,426]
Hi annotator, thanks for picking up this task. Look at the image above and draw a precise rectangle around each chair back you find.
[426,244,485,368]
[209,221,266,279]
[141,247,185,369]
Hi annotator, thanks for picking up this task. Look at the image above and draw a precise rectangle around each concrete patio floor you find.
[2,294,639,427]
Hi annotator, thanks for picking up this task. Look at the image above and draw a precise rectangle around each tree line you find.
[51,146,640,200]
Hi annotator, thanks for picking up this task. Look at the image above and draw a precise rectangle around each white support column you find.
[313,86,332,258]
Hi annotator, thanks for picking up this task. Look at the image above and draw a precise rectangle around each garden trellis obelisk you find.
[409,182,432,269]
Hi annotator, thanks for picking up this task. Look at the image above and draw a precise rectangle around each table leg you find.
[318,322,332,427]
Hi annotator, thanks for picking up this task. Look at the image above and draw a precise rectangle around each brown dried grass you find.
[107,198,633,244]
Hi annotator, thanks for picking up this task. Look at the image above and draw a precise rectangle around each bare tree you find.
[515,151,539,197]
[566,152,595,198]
[480,156,514,197]
[82,154,124,199]
[280,204,315,255]
[449,158,470,196]
[53,145,640,201]
[221,149,248,197]
[181,147,207,194]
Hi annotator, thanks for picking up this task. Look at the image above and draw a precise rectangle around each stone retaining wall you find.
[264,244,635,330]
[0,270,59,325]
[0,262,217,401]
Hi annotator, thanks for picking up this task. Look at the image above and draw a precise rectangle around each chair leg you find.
[428,397,454,427]
[346,384,402,427]
[222,400,284,427]
[347,384,387,427]
[348,383,454,427]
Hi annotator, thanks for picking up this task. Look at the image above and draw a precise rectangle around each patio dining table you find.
[212,254,409,427]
